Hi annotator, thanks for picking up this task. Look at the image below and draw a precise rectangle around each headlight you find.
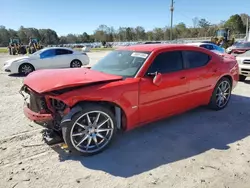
[50,99,66,111]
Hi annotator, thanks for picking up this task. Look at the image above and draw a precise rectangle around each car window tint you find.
[183,51,210,68]
[55,49,73,55]
[147,51,183,74]
[200,44,214,50]
[40,49,56,58]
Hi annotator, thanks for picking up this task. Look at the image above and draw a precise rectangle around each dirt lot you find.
[1,52,250,188]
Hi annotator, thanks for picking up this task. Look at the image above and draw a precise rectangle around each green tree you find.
[224,14,245,34]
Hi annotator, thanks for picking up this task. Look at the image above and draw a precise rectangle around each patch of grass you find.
[0,48,8,53]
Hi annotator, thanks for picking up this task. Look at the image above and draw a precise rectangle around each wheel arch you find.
[70,59,82,66]
[61,100,128,131]
[217,74,233,86]
[18,63,35,73]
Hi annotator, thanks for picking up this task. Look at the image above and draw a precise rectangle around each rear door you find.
[54,49,74,68]
[138,50,189,124]
[182,50,216,107]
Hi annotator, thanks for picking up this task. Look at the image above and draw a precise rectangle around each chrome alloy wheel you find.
[216,80,231,108]
[21,64,33,75]
[70,111,114,153]
[71,60,82,67]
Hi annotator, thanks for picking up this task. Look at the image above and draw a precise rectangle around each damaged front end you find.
[19,85,70,144]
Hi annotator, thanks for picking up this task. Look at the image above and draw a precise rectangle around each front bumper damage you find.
[20,85,65,145]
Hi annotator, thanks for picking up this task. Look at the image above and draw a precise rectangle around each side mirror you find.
[148,72,162,86]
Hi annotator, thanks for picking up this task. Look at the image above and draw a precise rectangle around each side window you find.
[200,44,214,50]
[147,51,183,74]
[40,49,56,59]
[183,51,211,69]
[55,49,73,55]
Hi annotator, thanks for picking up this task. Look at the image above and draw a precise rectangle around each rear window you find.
[183,51,211,68]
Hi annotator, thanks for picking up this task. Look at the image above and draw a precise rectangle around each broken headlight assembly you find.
[50,99,66,111]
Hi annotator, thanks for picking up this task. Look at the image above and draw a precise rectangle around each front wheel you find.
[62,104,117,156]
[19,63,35,75]
[208,77,232,110]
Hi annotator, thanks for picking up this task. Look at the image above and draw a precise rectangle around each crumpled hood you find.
[23,68,123,93]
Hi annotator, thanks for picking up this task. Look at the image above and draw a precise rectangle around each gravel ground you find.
[1,52,250,188]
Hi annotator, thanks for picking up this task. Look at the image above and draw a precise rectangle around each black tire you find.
[70,59,82,68]
[62,104,117,156]
[239,75,246,82]
[18,63,35,76]
[208,77,232,110]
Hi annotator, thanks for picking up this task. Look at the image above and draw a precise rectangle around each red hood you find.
[24,68,123,93]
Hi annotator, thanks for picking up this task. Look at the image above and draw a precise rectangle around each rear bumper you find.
[24,106,53,122]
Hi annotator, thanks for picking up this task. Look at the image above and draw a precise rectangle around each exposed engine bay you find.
[19,85,70,145]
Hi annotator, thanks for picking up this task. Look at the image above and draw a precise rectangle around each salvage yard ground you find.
[1,51,250,188]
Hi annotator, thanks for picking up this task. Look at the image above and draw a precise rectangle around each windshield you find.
[31,48,47,56]
[233,42,250,48]
[91,50,151,77]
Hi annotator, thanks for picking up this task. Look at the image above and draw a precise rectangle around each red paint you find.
[24,68,123,93]
[230,48,250,55]
[24,107,53,121]
[22,44,239,131]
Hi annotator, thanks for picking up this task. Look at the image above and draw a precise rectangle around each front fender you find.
[61,105,83,125]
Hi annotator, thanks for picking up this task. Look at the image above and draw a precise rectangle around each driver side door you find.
[138,50,189,125]
[36,49,57,69]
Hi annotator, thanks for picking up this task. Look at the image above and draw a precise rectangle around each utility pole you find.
[170,0,174,40]
[246,17,249,41]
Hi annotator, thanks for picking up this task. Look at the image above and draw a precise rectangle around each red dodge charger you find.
[20,44,239,155]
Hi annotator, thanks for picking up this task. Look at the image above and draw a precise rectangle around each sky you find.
[1,0,249,36]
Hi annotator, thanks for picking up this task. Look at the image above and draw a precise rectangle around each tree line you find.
[0,13,249,47]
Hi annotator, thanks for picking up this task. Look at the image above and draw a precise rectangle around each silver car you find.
[236,50,250,81]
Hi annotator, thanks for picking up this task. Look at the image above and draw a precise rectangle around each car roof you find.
[186,42,216,46]
[44,47,74,51]
[117,44,205,52]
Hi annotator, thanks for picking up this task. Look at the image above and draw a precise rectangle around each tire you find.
[239,75,246,82]
[70,59,82,68]
[208,77,232,110]
[18,63,35,76]
[62,104,117,156]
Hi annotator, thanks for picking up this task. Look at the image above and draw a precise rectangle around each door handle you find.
[180,76,186,80]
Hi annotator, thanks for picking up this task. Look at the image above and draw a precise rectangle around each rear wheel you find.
[62,104,117,156]
[239,75,246,82]
[70,60,82,68]
[208,77,232,110]
[19,63,35,75]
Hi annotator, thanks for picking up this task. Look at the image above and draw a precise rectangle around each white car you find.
[235,50,250,81]
[3,47,90,75]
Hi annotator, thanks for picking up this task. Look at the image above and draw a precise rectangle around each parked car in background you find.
[226,41,250,55]
[20,44,238,156]
[3,47,89,75]
[236,50,250,81]
[186,42,225,53]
